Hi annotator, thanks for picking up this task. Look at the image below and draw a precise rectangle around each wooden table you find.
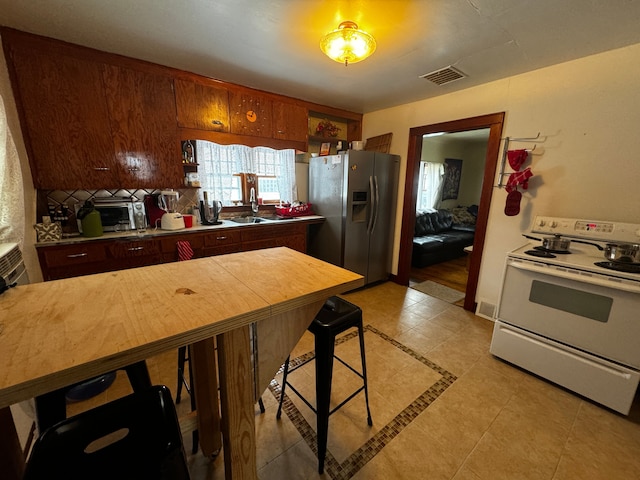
[0,247,363,479]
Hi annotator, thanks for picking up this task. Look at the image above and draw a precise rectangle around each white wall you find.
[363,42,640,307]
[421,137,487,209]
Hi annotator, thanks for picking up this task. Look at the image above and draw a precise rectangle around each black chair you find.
[24,385,190,480]
[35,361,152,432]
[276,296,372,474]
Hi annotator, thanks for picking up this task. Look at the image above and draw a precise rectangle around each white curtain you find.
[417,161,444,211]
[253,146,296,203]
[0,94,24,248]
[196,141,296,205]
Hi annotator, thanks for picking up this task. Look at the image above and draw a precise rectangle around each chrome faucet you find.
[250,187,259,217]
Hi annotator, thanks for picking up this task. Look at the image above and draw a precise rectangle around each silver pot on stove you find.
[523,234,604,252]
[604,243,640,264]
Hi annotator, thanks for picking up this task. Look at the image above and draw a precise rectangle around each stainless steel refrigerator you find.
[308,150,399,285]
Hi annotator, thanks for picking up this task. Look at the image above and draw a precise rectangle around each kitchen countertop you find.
[34,215,325,247]
[0,247,363,479]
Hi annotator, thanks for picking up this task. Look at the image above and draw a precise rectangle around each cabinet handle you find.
[277,130,285,134]
[216,236,227,240]
[128,246,144,252]
[128,167,140,172]
[93,167,110,171]
[67,253,88,258]
[212,120,223,126]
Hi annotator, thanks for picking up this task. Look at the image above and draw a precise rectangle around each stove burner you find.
[533,246,572,254]
[525,249,556,258]
[595,261,640,274]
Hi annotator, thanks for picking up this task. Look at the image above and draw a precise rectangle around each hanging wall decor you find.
[442,158,463,200]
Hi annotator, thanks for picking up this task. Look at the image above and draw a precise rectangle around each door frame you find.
[395,112,505,311]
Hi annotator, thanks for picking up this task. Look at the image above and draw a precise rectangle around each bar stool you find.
[276,296,372,474]
[24,385,190,480]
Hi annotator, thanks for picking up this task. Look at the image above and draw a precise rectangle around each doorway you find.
[409,129,490,294]
[395,113,505,312]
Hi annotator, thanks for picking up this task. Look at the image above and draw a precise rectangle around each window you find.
[257,176,280,202]
[416,161,444,211]
[196,141,296,206]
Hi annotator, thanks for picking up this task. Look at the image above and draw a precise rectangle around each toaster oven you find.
[75,200,145,233]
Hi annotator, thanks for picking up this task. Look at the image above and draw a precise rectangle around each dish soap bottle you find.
[77,201,103,237]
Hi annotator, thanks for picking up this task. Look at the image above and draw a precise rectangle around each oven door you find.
[95,205,134,232]
[497,257,640,369]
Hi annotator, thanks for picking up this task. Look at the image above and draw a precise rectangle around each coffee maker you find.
[158,190,185,230]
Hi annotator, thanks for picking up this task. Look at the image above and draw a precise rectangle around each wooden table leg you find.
[191,338,222,456]
[0,406,25,480]
[217,325,257,480]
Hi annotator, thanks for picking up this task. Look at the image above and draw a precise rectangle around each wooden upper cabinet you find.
[272,101,308,142]
[174,78,230,132]
[102,65,183,188]
[6,42,119,189]
[229,90,272,138]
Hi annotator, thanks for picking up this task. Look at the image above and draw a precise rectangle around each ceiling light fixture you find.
[320,21,376,66]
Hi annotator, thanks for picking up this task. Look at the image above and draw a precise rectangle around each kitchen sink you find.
[229,216,268,224]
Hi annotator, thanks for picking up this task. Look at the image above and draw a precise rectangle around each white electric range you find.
[490,216,640,415]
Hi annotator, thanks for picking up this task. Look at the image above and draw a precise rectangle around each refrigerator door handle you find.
[371,175,380,233]
[367,175,376,233]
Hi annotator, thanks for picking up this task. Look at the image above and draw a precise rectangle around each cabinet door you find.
[102,65,183,188]
[107,238,163,269]
[37,242,109,280]
[7,44,119,189]
[240,223,306,252]
[203,228,242,256]
[174,78,230,132]
[229,90,272,138]
[273,101,308,142]
[160,232,206,261]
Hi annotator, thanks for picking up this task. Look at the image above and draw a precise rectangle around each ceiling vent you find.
[419,66,466,86]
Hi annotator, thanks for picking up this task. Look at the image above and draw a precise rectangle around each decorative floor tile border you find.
[268,324,457,479]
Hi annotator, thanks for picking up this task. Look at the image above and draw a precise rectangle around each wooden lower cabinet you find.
[240,224,306,252]
[203,229,242,257]
[160,233,207,262]
[37,222,309,281]
[37,238,163,281]
[107,239,164,270]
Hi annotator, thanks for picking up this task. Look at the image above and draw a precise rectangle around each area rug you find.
[268,325,457,480]
[411,280,466,304]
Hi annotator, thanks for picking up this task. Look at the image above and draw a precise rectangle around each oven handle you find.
[508,260,640,294]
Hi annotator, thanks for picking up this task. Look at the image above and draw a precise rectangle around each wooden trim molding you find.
[396,112,505,312]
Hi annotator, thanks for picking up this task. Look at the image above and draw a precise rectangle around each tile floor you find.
[67,281,640,479]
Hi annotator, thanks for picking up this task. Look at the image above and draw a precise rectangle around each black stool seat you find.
[309,295,364,333]
[277,296,372,474]
[24,385,190,480]
[35,361,152,433]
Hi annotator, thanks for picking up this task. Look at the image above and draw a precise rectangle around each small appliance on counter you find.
[76,201,103,237]
[74,197,144,233]
[158,189,185,230]
[200,191,223,225]
[144,194,165,228]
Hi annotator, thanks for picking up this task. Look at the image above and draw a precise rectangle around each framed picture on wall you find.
[319,142,331,156]
[442,158,463,200]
